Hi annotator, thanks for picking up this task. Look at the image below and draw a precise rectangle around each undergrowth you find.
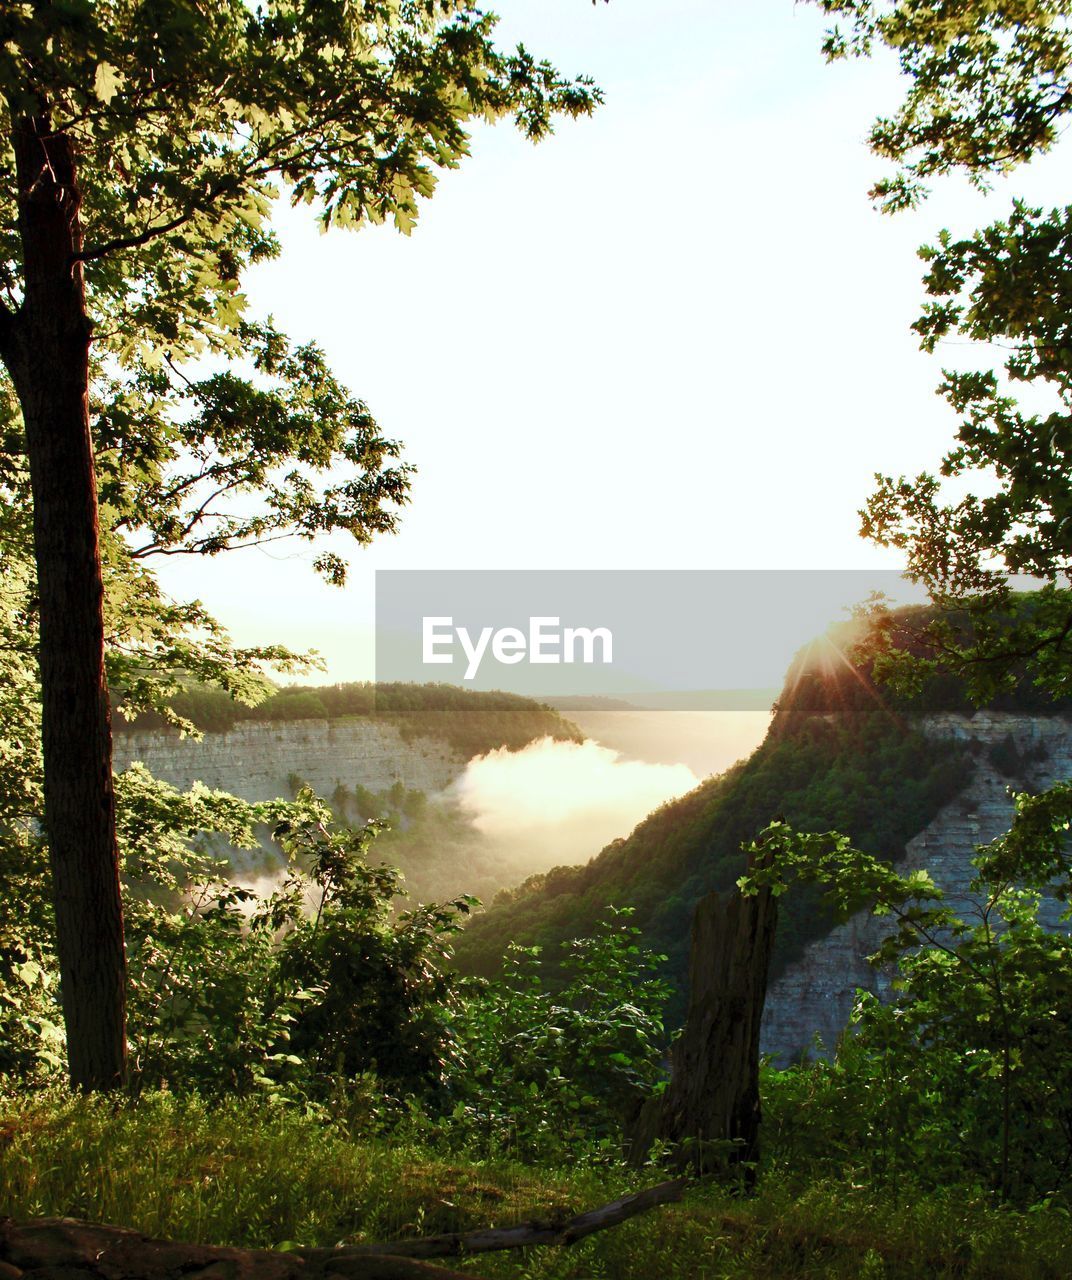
[2,1090,1070,1280]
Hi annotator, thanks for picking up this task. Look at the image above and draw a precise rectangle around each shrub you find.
[437,909,670,1162]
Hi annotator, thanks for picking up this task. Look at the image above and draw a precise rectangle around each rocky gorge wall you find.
[116,709,1071,1065]
[760,711,1072,1063]
[113,718,467,803]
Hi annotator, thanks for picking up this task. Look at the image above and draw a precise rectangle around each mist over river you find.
[435,710,774,884]
[564,709,772,780]
[138,708,776,904]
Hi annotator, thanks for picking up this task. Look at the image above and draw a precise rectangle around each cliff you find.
[113,718,466,802]
[761,711,1072,1062]
[452,613,1072,1063]
[117,682,584,760]
[112,695,586,905]
[452,699,969,1006]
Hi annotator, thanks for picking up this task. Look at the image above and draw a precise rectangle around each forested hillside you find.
[453,611,1067,1015]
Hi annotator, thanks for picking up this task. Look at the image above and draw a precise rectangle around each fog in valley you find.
[563,709,772,780]
[417,709,774,893]
[449,734,700,875]
[237,710,772,907]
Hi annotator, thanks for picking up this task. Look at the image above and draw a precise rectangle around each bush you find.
[436,909,670,1162]
[125,788,475,1100]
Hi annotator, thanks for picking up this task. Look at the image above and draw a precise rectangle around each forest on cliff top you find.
[118,681,584,760]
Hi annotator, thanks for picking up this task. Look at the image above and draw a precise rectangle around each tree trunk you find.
[629,873,777,1177]
[1,112,127,1090]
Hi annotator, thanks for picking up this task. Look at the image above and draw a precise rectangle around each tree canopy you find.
[0,0,599,581]
[0,0,600,1089]
[815,0,1072,210]
[804,2,1072,704]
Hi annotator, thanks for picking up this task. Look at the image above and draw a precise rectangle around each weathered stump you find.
[629,874,777,1176]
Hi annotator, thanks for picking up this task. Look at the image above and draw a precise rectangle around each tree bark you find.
[1,111,127,1090]
[629,872,777,1177]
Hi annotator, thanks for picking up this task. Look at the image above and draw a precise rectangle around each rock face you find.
[760,711,1072,1064]
[113,718,467,802]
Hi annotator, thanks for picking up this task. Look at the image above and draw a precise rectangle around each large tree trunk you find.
[2,113,127,1090]
[629,874,777,1177]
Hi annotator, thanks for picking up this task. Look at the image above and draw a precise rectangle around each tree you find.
[812,1,1072,211]
[444,909,670,1161]
[811,2,1072,649]
[738,4,1072,1204]
[0,3,597,1090]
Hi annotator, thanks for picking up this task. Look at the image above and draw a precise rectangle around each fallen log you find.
[0,1177,687,1278]
[0,1217,474,1279]
[301,1177,688,1263]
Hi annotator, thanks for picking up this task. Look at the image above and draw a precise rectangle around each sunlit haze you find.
[149,0,1072,680]
[451,736,700,871]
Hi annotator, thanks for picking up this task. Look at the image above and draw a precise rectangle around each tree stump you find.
[629,874,778,1176]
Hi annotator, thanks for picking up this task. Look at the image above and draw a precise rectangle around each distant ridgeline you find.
[452,604,1072,1036]
[116,681,584,761]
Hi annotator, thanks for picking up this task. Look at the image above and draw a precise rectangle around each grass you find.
[1,1090,1071,1280]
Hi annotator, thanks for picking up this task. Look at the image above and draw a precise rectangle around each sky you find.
[152,0,1072,684]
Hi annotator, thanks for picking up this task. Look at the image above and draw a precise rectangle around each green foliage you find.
[4,1092,1072,1279]
[856,205,1072,700]
[1,758,476,1100]
[863,210,1072,695]
[974,777,1072,889]
[267,797,475,1096]
[328,779,520,906]
[1,0,601,583]
[813,1,1072,210]
[0,535,595,1105]
[743,818,1072,1202]
[768,7,1072,1203]
[0,1091,589,1256]
[438,910,670,1162]
[0,560,61,1081]
[813,5,1072,698]
[258,690,331,722]
[0,0,601,1094]
[124,788,474,1100]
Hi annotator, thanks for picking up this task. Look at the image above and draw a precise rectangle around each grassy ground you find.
[1,1091,1070,1280]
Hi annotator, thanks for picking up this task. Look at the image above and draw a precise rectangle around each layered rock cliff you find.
[114,694,1072,1068]
[760,711,1072,1062]
[113,718,466,802]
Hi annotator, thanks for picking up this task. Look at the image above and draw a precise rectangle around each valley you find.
[112,664,1072,1065]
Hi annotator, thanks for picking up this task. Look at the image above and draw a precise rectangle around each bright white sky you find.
[152,0,1072,683]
